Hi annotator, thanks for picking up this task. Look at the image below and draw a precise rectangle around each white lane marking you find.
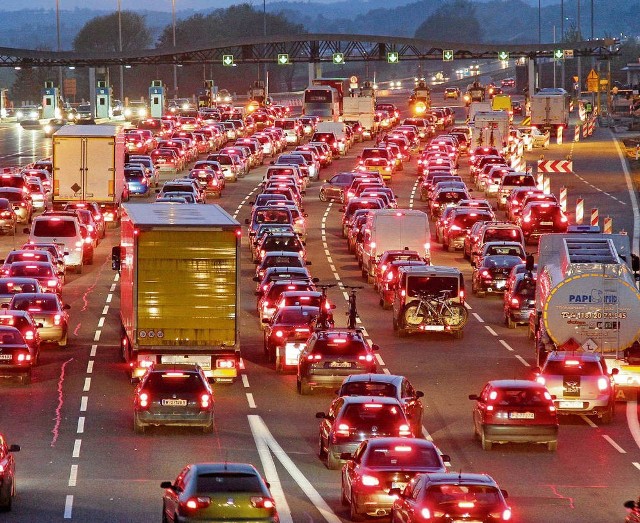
[580,414,598,428]
[248,416,293,523]
[68,464,78,487]
[86,361,94,374]
[246,393,256,409]
[422,425,434,443]
[360,327,369,337]
[375,353,385,366]
[241,374,250,388]
[80,396,88,412]
[603,435,626,454]
[382,368,391,375]
[83,378,91,392]
[633,462,640,472]
[249,415,341,523]
[72,439,82,458]
[113,273,119,282]
[324,249,330,256]
[63,495,73,519]
[102,305,109,315]
[110,283,117,292]
[93,330,101,341]
[472,313,484,323]
[515,355,530,367]
[613,132,640,252]
[499,339,514,352]
[77,417,85,434]
[106,293,113,303]
[329,264,336,272]
[90,345,97,358]
[627,399,640,451]
[485,325,498,336]
[97,317,105,328]
[464,302,472,310]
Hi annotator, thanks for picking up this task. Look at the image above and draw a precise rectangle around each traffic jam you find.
[0,80,639,523]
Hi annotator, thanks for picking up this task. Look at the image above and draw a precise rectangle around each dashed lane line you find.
[580,415,598,428]
[472,313,484,323]
[499,340,514,352]
[246,393,257,409]
[603,435,626,454]
[514,355,530,367]
[484,325,498,337]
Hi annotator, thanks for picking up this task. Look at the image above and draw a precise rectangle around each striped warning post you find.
[536,171,544,190]
[521,116,531,126]
[591,208,599,228]
[537,160,573,173]
[576,198,584,224]
[559,186,567,212]
[557,126,563,145]
[574,125,580,142]
[604,216,612,234]
[587,118,595,136]
[543,176,551,195]
[569,100,574,112]
[583,122,588,138]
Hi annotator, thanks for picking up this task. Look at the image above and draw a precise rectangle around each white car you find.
[518,126,550,148]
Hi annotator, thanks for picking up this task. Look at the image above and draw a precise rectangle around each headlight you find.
[124,108,132,117]
[16,110,24,119]
[137,108,147,117]
[29,110,38,118]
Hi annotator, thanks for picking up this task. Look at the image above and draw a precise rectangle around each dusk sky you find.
[1,0,304,11]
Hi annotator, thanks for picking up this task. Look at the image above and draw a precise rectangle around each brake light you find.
[597,377,609,391]
[336,423,350,436]
[138,392,150,408]
[459,501,475,508]
[536,376,546,385]
[217,359,236,369]
[481,270,492,279]
[275,330,284,338]
[386,271,395,281]
[250,496,275,509]
[358,354,374,362]
[24,330,34,340]
[450,225,461,231]
[48,279,58,288]
[523,215,531,223]
[502,508,512,520]
[420,508,432,519]
[181,496,211,512]
[200,393,211,409]
[511,297,519,307]
[54,314,62,326]
[307,354,321,361]
[398,423,411,436]
[361,475,379,486]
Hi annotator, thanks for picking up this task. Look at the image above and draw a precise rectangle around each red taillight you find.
[200,393,211,409]
[54,314,62,326]
[275,330,284,338]
[597,377,609,391]
[138,392,150,408]
[361,474,379,486]
[481,270,492,279]
[307,354,321,361]
[181,496,211,512]
[358,354,374,362]
[398,423,411,436]
[250,496,275,509]
[15,352,31,362]
[24,330,34,340]
[217,359,236,369]
[420,507,432,519]
[511,297,519,307]
[336,423,350,436]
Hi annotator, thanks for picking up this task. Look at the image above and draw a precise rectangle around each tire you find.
[350,495,364,521]
[481,429,492,450]
[299,377,311,395]
[19,371,31,385]
[327,448,341,470]
[442,304,468,328]
[133,414,146,434]
[507,315,516,329]
[319,189,327,202]
[275,354,283,373]
[403,303,425,327]
[318,436,327,460]
[601,403,614,424]
[341,478,349,506]
[58,331,68,348]
[392,316,398,331]
[0,479,12,511]
[447,242,455,253]
[202,417,214,433]
[161,504,170,523]
[547,440,558,451]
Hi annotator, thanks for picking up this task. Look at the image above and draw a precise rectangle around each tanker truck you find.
[531,232,640,396]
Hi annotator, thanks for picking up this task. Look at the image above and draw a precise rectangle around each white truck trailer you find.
[531,233,640,397]
[530,89,570,136]
[342,95,378,140]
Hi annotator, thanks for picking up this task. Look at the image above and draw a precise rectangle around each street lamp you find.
[117,0,124,102]
[538,0,541,44]
[172,0,177,98]
[56,0,63,93]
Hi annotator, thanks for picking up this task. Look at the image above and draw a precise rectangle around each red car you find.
[263,305,317,371]
[0,433,20,509]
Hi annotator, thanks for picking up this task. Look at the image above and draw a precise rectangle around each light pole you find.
[538,0,541,44]
[263,0,268,98]
[172,0,177,98]
[117,0,124,102]
[56,0,63,94]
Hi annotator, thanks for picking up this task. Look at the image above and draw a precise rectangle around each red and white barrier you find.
[557,126,563,145]
[604,216,612,234]
[559,186,567,212]
[574,125,580,142]
[576,198,584,224]
[591,208,599,228]
[537,160,573,173]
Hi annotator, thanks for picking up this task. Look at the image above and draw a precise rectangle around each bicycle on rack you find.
[399,289,468,338]
[343,285,364,329]
[315,283,337,330]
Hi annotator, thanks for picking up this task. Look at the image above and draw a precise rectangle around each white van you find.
[360,209,431,282]
[27,216,83,273]
[316,122,349,155]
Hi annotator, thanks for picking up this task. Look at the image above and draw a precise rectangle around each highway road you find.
[0,91,638,522]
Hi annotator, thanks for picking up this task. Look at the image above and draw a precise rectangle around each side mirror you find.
[111,246,122,271]
[441,454,451,465]
[23,228,30,234]
[312,277,320,283]
[331,304,337,310]
[63,304,71,310]
[244,219,250,225]
[261,318,270,324]
[468,394,480,400]
[315,412,326,419]
[611,368,619,375]
[270,161,275,165]
[8,444,20,452]
[155,188,160,193]
[339,207,345,213]
[306,261,312,266]
[624,500,637,510]
[470,260,476,268]
[249,201,255,205]
[160,481,173,489]
[371,344,380,351]
[415,390,424,398]
[37,322,44,328]
[130,376,140,385]
[500,489,509,499]
[339,452,353,460]
[253,276,259,282]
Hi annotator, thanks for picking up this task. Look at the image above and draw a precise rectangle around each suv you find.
[469,379,558,451]
[517,201,568,243]
[297,329,378,395]
[392,265,465,338]
[27,215,83,274]
[497,172,537,209]
[466,222,524,265]
[133,363,214,433]
[536,351,617,423]
[315,396,412,469]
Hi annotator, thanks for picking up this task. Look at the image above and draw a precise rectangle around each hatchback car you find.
[0,188,32,224]
[341,438,448,520]
[503,272,536,328]
[298,329,378,395]
[133,363,214,433]
[0,433,20,510]
[161,462,278,523]
[0,310,41,362]
[7,261,62,295]
[8,292,70,347]
[319,173,359,202]
[472,254,524,297]
[469,379,559,451]
[263,305,317,371]
[316,396,413,469]
[0,325,36,384]
[536,351,617,423]
[518,201,569,244]
[390,472,511,523]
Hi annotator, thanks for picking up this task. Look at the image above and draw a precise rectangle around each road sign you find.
[564,49,574,59]
[573,75,579,83]
[587,69,599,92]
[387,52,399,64]
[333,52,344,65]
[498,51,509,61]
[349,75,358,84]
[222,55,234,66]
[277,54,290,65]
[553,49,563,60]
[443,50,454,62]
[582,338,598,352]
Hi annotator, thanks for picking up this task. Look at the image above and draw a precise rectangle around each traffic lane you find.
[0,125,53,167]
[0,240,117,521]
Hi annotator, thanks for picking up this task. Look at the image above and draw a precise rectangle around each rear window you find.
[264,256,301,268]
[362,149,389,160]
[0,329,23,344]
[0,281,38,294]
[125,172,145,181]
[426,485,502,507]
[12,296,57,311]
[436,191,466,203]
[196,473,263,493]
[340,381,396,397]
[9,265,52,277]
[484,228,521,242]
[514,278,536,298]
[407,276,458,297]
[452,213,491,228]
[502,175,535,187]
[274,308,317,323]
[33,219,77,238]
[0,177,25,189]
[0,191,22,202]
[543,360,603,376]
[365,444,440,468]
[145,372,205,393]
[340,403,405,430]
[255,209,291,224]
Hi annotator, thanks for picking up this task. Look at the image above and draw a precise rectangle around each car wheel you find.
[0,479,12,511]
[319,189,327,202]
[481,429,492,450]
[547,440,558,452]
[326,448,341,470]
[350,494,365,521]
[507,315,516,329]
[19,370,31,386]
[75,264,82,274]
[202,416,214,433]
[299,377,311,395]
[601,403,615,424]
[133,413,146,434]
[275,354,283,372]
[58,331,68,348]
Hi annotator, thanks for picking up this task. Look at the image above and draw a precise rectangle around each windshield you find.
[340,403,405,430]
[33,219,77,238]
[365,444,440,468]
[426,485,502,507]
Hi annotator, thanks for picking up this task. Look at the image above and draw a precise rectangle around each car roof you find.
[421,472,498,486]
[342,373,402,386]
[190,462,260,475]
[341,396,403,406]
[487,379,546,389]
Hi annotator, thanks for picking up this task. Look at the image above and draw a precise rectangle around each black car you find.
[253,266,313,296]
[337,373,425,437]
[518,201,568,244]
[0,326,35,384]
[316,396,413,469]
[472,255,523,297]
[297,329,378,395]
[133,363,214,433]
[503,272,536,328]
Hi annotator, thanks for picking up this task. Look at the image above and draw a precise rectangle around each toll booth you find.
[149,80,165,118]
[197,80,215,108]
[42,81,60,119]
[96,81,111,119]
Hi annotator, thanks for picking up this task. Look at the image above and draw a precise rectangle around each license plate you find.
[391,482,406,490]
[0,354,11,360]
[509,412,535,419]
[423,325,445,331]
[540,221,553,225]
[559,400,583,408]
[330,361,352,368]
[496,280,506,288]
[162,399,187,406]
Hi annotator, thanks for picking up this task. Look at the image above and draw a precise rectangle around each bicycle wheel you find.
[442,303,468,328]
[403,303,425,326]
